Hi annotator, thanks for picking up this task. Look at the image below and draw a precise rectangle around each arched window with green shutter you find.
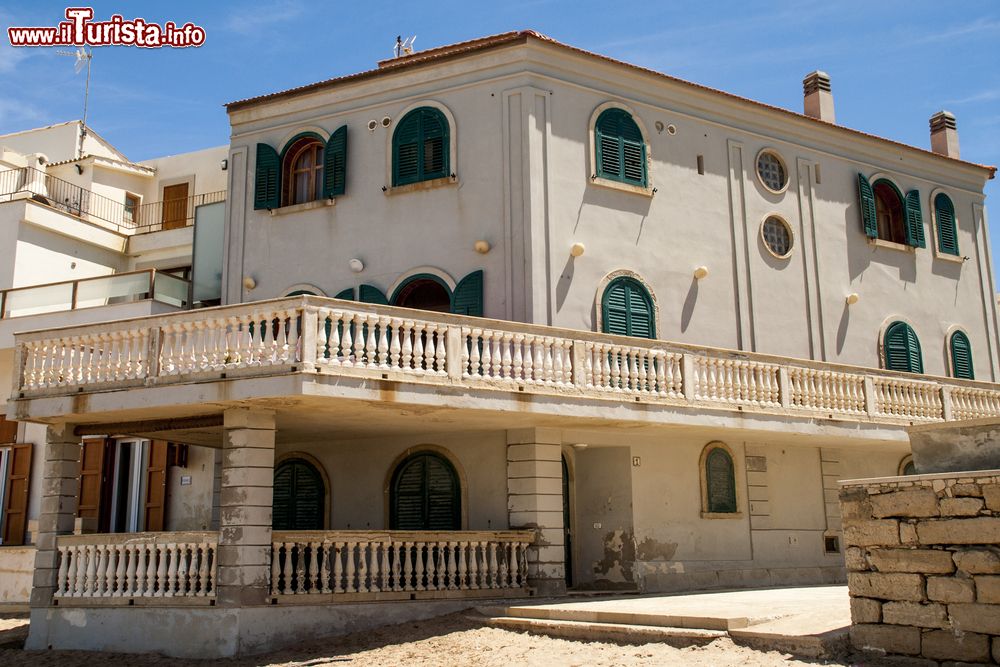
[601,276,655,339]
[272,458,325,530]
[392,107,450,186]
[935,193,959,256]
[950,330,974,380]
[390,452,461,530]
[703,445,737,514]
[595,108,647,187]
[884,321,923,374]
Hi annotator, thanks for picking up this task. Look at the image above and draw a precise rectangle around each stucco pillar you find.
[29,423,80,607]
[217,408,275,607]
[507,427,565,596]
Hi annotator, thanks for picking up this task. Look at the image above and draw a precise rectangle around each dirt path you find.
[0,611,847,666]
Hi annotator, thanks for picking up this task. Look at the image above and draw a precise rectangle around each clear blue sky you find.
[2,1,998,256]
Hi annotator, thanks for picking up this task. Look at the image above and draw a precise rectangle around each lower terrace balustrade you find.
[13,295,1000,425]
[53,532,217,603]
[270,531,533,600]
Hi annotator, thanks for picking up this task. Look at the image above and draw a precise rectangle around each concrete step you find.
[499,604,746,631]
[486,616,725,647]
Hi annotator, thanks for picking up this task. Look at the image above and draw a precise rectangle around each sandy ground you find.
[0,611,851,666]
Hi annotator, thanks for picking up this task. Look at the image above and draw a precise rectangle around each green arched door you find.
[390,453,460,530]
[602,277,655,339]
[272,458,325,530]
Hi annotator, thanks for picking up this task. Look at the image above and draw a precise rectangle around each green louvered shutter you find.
[451,270,483,317]
[323,125,347,198]
[254,143,281,210]
[602,277,655,339]
[393,112,421,185]
[904,190,926,248]
[885,322,923,374]
[706,448,737,513]
[272,459,324,530]
[391,454,460,530]
[935,193,959,255]
[951,331,974,380]
[857,173,878,238]
[421,108,448,180]
[595,109,646,186]
[358,284,389,305]
[392,107,449,186]
[334,287,354,300]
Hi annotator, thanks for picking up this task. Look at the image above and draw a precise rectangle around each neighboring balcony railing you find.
[12,296,1000,425]
[270,530,533,599]
[0,166,224,234]
[0,269,190,319]
[53,532,218,602]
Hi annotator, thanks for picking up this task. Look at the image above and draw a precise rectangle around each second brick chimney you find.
[930,111,960,159]
[803,71,835,123]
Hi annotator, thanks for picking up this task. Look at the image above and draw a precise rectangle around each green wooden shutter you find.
[391,453,460,530]
[451,270,483,317]
[358,284,389,305]
[595,109,646,186]
[885,322,923,374]
[602,277,654,339]
[904,190,926,248]
[393,112,421,186]
[334,287,354,300]
[323,125,347,198]
[935,193,959,255]
[950,331,974,380]
[272,459,324,530]
[421,108,448,180]
[254,143,281,210]
[392,108,450,186]
[857,173,877,238]
[706,448,736,513]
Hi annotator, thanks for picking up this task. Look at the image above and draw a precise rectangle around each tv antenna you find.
[56,46,93,158]
[393,35,416,58]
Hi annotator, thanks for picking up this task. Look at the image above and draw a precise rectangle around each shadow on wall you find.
[843,203,916,285]
[576,183,653,244]
[556,254,575,311]
[681,277,698,333]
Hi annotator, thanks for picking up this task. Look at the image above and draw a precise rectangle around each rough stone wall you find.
[841,471,1000,664]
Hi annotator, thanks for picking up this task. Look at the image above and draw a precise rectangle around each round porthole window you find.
[756,150,788,193]
[761,216,793,258]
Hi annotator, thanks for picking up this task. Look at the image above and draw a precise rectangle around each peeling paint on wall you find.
[635,536,678,561]
[591,528,636,585]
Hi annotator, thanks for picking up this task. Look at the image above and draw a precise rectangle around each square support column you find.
[217,408,275,607]
[29,423,81,608]
[507,428,565,596]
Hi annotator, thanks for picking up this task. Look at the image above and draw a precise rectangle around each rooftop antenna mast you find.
[55,46,93,159]
[393,35,416,58]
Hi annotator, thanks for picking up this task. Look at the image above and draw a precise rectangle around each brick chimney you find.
[803,71,835,123]
[929,111,960,159]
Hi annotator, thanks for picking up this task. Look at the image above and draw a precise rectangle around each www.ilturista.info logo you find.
[7,7,205,48]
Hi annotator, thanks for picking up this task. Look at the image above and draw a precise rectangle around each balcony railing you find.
[12,296,1000,425]
[271,530,533,599]
[0,269,190,319]
[0,166,224,234]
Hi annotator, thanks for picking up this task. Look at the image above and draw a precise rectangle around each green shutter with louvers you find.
[323,125,347,198]
[935,193,959,255]
[857,173,878,238]
[272,459,324,530]
[254,143,281,210]
[392,107,449,186]
[705,448,736,513]
[884,322,923,374]
[950,331,974,380]
[334,287,354,300]
[601,277,655,339]
[390,453,460,530]
[451,270,483,317]
[358,284,389,305]
[595,108,647,187]
[904,190,926,248]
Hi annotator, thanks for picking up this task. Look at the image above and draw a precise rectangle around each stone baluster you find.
[357,541,369,592]
[134,544,147,597]
[333,541,344,593]
[145,545,157,596]
[400,321,414,370]
[320,540,332,594]
[344,541,357,593]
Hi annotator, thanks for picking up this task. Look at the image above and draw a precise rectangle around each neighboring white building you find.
[0,121,227,603]
[3,31,999,657]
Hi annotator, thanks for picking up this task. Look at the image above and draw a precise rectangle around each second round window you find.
[762,216,793,258]
[756,150,787,192]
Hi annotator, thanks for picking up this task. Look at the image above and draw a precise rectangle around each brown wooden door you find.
[161,183,189,230]
[78,437,112,531]
[144,440,169,531]
[2,443,32,545]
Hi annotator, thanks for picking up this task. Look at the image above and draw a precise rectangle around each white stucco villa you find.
[0,31,997,657]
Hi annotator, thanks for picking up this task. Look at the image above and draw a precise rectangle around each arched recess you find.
[273,452,330,530]
[386,100,458,186]
[284,284,326,297]
[699,441,741,517]
[898,454,917,476]
[383,445,468,530]
[587,101,652,192]
[879,318,924,374]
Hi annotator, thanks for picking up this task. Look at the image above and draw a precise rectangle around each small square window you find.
[824,535,840,554]
[124,193,140,223]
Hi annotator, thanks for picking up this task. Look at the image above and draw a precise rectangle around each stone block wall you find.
[841,471,1000,664]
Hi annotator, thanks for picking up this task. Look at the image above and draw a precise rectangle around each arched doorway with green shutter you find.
[272,456,327,530]
[600,274,656,339]
[883,321,923,374]
[389,451,462,530]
